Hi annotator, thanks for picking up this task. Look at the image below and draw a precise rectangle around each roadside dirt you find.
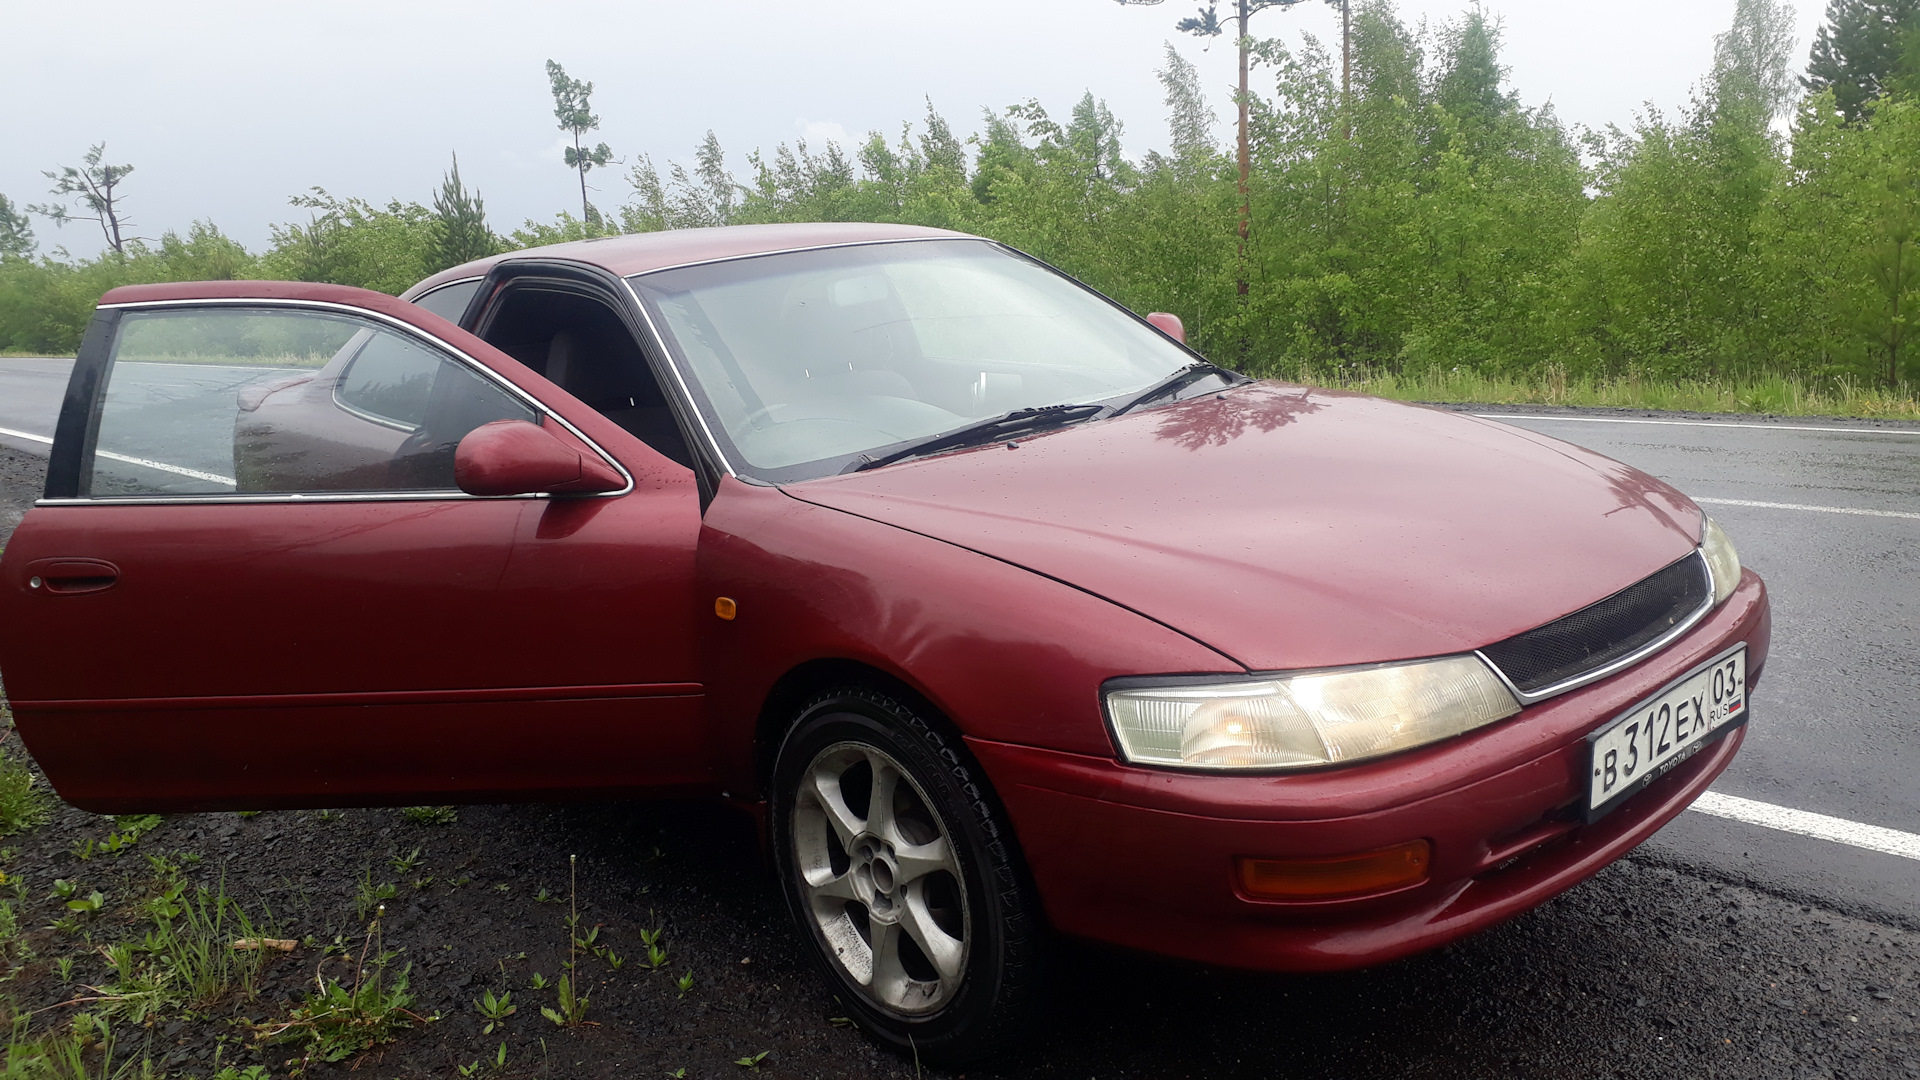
[0,444,1916,1079]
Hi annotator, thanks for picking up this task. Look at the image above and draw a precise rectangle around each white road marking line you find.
[0,425,52,445]
[1694,496,1920,521]
[94,450,234,487]
[0,425,233,486]
[1690,792,1920,862]
[1477,413,1920,436]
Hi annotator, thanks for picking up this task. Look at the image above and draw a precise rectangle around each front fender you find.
[695,478,1243,794]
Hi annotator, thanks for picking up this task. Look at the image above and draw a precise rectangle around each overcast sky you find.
[3,0,1826,260]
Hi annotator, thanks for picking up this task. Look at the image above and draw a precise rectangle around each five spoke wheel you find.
[793,743,969,1013]
[771,687,1045,1064]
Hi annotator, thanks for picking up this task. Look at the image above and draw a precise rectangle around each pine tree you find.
[1805,0,1920,121]
[29,144,136,254]
[428,153,498,270]
[545,60,615,224]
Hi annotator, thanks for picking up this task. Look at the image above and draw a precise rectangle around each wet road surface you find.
[1470,406,1920,934]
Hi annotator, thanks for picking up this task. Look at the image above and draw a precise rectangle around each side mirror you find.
[454,420,624,497]
[1146,312,1186,344]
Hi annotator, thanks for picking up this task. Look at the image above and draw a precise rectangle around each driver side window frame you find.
[41,298,632,505]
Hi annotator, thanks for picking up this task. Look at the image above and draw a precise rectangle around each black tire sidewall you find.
[769,687,1037,1062]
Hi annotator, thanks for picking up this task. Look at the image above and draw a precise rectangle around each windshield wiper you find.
[1110,362,1244,416]
[844,403,1110,473]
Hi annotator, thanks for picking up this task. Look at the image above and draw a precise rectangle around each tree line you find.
[2,0,1915,389]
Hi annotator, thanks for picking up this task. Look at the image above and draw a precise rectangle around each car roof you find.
[404,222,977,298]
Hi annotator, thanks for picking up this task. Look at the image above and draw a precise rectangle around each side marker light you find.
[1236,839,1432,901]
[714,597,737,621]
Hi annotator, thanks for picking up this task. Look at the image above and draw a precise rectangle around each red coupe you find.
[0,223,1769,1061]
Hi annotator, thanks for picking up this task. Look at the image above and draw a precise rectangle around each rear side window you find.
[411,279,482,325]
[86,307,535,498]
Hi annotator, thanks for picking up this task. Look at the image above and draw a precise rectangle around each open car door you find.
[0,281,706,813]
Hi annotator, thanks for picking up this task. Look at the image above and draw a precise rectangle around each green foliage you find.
[474,988,515,1034]
[428,153,499,272]
[0,196,34,259]
[354,871,396,923]
[29,143,137,255]
[0,740,49,838]
[259,956,418,1065]
[259,189,434,295]
[1805,0,1920,121]
[1315,363,1920,418]
[546,60,615,224]
[398,805,456,826]
[257,909,419,1068]
[0,0,1916,406]
[0,221,258,354]
[3,1014,150,1080]
[537,973,588,1027]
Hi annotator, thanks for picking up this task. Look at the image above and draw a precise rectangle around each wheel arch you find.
[752,657,948,800]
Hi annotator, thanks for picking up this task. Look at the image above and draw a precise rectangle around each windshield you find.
[627,239,1195,481]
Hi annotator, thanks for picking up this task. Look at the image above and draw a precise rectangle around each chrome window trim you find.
[617,277,738,477]
[330,391,421,434]
[403,274,484,305]
[35,491,546,507]
[1476,549,1718,706]
[328,328,426,434]
[87,296,634,501]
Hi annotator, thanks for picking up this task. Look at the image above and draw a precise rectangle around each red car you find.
[0,223,1768,1061]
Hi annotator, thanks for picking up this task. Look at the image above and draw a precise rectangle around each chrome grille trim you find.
[1479,551,1716,705]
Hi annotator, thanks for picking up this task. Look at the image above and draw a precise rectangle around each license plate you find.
[1586,645,1746,820]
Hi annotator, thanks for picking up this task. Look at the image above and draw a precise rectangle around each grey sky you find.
[3,1,1825,260]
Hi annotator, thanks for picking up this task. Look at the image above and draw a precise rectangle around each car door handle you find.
[25,558,121,596]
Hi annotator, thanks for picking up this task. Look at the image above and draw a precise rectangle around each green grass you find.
[0,701,50,839]
[1301,365,1920,421]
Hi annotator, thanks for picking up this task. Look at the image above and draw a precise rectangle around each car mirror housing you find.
[454,420,624,497]
[1146,312,1185,343]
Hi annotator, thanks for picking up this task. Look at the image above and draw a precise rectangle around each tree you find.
[1571,0,1797,380]
[621,131,742,231]
[428,153,499,270]
[1864,176,1918,385]
[29,143,136,254]
[1115,0,1344,296]
[262,189,435,295]
[0,195,33,258]
[1159,42,1219,161]
[1805,0,1920,121]
[545,60,615,224]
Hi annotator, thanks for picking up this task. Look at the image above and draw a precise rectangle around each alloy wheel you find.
[790,740,970,1015]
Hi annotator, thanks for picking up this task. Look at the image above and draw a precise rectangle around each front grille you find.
[1481,553,1710,695]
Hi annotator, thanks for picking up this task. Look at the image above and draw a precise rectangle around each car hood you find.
[783,384,1704,672]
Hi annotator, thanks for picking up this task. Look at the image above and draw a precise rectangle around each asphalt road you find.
[1,359,1917,1077]
[1468,405,1920,931]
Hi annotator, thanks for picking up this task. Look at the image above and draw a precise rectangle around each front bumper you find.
[969,570,1770,972]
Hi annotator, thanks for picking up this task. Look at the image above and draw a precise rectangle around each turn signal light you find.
[1236,840,1432,901]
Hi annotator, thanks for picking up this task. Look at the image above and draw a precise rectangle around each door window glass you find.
[336,331,439,428]
[88,307,535,497]
[411,279,482,324]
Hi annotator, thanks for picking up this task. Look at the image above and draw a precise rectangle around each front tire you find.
[769,686,1044,1064]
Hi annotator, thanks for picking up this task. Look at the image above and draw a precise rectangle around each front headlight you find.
[1701,515,1741,606]
[1106,655,1522,771]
